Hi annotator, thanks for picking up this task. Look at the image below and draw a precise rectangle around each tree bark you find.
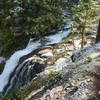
[96,20,100,43]
[71,24,76,50]
[81,25,85,48]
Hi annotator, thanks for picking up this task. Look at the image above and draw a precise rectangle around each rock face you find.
[0,57,6,74]
[24,43,100,100]
[0,57,6,64]
[2,30,99,100]
[39,49,53,57]
[63,43,100,100]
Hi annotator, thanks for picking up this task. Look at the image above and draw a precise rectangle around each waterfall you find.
[0,40,41,92]
[0,22,71,93]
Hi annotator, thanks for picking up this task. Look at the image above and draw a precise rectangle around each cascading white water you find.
[0,22,71,93]
[0,40,41,92]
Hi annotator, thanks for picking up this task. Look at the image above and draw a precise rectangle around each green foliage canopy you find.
[0,0,64,56]
[0,0,63,36]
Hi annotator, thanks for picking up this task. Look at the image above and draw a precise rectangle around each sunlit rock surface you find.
[24,40,100,100]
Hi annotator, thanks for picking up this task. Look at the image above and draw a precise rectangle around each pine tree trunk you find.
[96,20,100,43]
[81,25,85,48]
[71,24,76,50]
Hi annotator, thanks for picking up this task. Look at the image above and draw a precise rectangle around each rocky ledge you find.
[23,43,100,100]
[3,30,100,100]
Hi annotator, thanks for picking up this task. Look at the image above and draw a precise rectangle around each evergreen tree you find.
[0,0,63,36]
[71,0,96,48]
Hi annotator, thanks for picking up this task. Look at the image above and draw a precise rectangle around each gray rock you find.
[0,57,6,64]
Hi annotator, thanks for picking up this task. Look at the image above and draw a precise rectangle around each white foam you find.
[46,30,71,45]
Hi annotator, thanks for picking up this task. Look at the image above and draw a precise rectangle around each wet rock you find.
[0,57,6,64]
[39,49,53,58]
[0,57,6,74]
